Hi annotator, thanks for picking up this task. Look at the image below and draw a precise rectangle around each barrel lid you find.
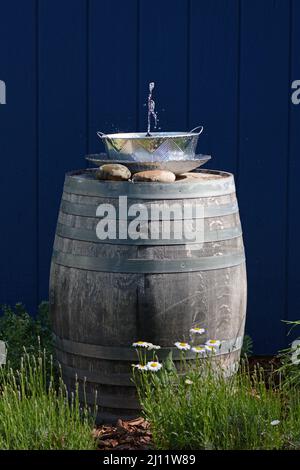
[64,169,235,199]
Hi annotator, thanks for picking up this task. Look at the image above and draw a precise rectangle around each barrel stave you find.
[50,169,247,421]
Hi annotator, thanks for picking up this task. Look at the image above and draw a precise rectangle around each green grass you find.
[134,357,300,450]
[0,351,96,450]
[1,303,299,451]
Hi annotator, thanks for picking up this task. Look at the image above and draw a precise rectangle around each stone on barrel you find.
[96,164,131,181]
[132,170,176,183]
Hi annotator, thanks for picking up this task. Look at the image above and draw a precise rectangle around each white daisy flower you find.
[132,364,148,371]
[185,379,193,385]
[132,341,152,349]
[192,346,207,355]
[205,339,221,348]
[270,420,280,426]
[190,327,205,335]
[146,361,163,372]
[174,342,191,351]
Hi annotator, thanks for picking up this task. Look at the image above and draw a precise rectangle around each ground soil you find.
[93,417,152,451]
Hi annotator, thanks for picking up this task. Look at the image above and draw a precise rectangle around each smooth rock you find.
[96,164,131,181]
[132,170,176,183]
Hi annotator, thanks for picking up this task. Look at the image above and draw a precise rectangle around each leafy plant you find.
[277,320,300,388]
[0,350,96,450]
[241,334,253,357]
[0,302,53,370]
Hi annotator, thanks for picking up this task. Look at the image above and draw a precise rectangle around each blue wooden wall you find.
[0,0,299,354]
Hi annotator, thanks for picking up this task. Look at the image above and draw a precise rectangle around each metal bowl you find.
[85,153,211,175]
[96,126,204,162]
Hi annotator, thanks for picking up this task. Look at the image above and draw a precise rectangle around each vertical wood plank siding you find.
[0,0,298,354]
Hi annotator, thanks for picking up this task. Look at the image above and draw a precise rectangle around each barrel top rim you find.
[65,168,234,183]
[64,169,236,199]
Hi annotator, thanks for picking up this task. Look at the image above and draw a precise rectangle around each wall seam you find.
[136,0,140,131]
[284,0,293,335]
[186,0,191,129]
[86,0,90,162]
[36,0,40,311]
[236,0,241,189]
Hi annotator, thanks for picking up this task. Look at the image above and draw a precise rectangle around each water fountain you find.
[49,84,247,423]
[87,82,210,175]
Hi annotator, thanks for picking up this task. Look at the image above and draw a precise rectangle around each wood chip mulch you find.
[93,417,153,450]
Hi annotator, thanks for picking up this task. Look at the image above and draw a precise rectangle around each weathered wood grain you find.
[50,170,247,422]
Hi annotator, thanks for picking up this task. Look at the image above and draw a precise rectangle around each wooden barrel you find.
[50,169,247,422]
